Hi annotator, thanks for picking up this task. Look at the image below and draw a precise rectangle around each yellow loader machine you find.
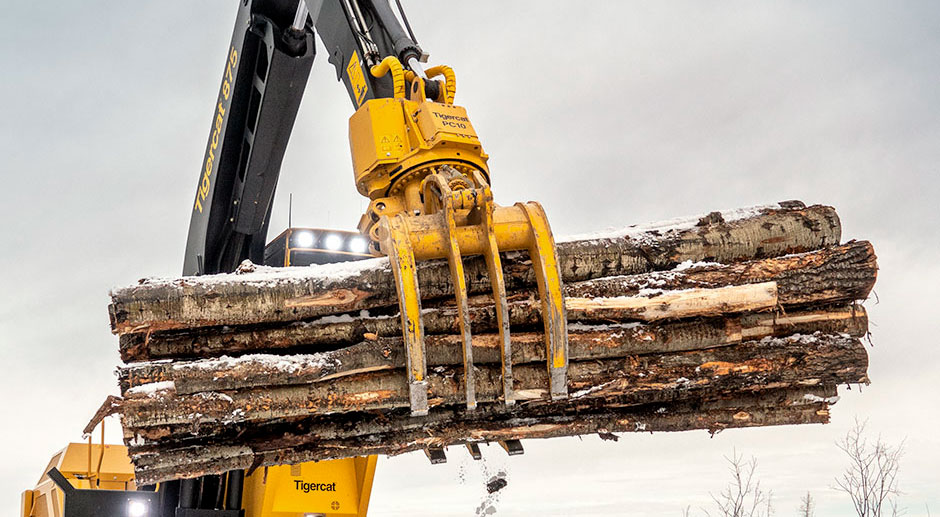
[24,0,568,515]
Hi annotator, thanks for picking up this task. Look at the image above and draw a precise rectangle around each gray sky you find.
[1,1,938,515]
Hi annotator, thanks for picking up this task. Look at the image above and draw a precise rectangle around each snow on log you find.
[117,240,874,362]
[105,201,874,485]
[119,333,867,427]
[109,202,841,335]
[118,305,867,395]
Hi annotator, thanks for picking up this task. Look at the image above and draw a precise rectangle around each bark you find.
[119,333,867,428]
[117,241,874,362]
[127,384,839,449]
[110,203,841,335]
[119,305,867,395]
[127,385,840,485]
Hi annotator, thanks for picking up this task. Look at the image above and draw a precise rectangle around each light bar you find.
[294,230,315,248]
[348,236,369,254]
[127,500,148,517]
[324,234,343,251]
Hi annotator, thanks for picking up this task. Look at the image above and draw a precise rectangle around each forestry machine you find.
[22,0,569,515]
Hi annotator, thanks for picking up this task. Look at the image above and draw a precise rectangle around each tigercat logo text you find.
[294,480,337,493]
[194,46,238,213]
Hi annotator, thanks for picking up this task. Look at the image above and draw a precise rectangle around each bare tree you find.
[705,450,774,517]
[798,492,815,517]
[835,419,904,517]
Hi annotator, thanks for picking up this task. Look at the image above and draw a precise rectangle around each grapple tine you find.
[518,202,569,400]
[438,185,477,411]
[380,215,429,417]
[479,183,514,406]
[424,447,447,464]
[499,439,525,456]
[466,442,483,460]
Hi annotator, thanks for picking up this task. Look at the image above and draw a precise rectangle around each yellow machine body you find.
[22,442,378,517]
[242,457,377,517]
[21,442,136,517]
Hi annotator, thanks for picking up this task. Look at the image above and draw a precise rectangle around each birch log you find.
[119,305,867,394]
[109,202,841,335]
[120,333,867,428]
[117,240,875,362]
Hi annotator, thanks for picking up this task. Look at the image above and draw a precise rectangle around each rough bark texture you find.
[109,203,841,335]
[118,241,874,362]
[120,333,867,427]
[119,305,867,395]
[107,201,874,486]
[128,385,839,485]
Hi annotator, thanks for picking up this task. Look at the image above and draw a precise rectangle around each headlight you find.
[294,231,315,248]
[348,237,369,254]
[127,500,148,517]
[324,234,343,251]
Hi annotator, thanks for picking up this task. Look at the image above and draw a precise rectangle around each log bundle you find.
[108,202,876,485]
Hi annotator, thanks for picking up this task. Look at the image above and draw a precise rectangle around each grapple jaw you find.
[375,168,569,416]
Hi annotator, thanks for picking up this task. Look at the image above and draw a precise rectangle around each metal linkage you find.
[291,0,309,31]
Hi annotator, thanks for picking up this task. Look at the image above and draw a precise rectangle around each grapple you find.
[349,58,568,416]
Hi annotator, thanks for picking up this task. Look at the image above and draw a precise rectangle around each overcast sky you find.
[1,1,938,515]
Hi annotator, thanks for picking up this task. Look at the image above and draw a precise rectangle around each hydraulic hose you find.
[371,56,406,98]
[425,65,456,104]
[403,65,455,104]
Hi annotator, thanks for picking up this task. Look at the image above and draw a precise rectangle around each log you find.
[127,385,840,485]
[109,202,841,335]
[126,383,841,450]
[119,333,868,428]
[105,201,876,486]
[565,282,778,321]
[117,241,875,362]
[119,305,868,394]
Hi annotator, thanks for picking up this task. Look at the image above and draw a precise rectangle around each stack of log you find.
[108,201,876,485]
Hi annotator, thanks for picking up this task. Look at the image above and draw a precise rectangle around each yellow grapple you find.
[348,58,568,416]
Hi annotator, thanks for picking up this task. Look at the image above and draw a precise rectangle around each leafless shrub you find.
[798,492,815,517]
[704,450,774,517]
[835,419,904,517]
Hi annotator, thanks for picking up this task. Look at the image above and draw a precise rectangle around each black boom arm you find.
[182,0,425,276]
